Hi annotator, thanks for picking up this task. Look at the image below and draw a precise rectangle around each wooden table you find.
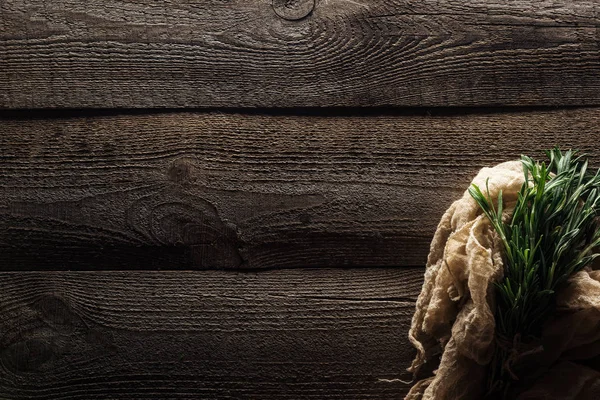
[1,1,600,398]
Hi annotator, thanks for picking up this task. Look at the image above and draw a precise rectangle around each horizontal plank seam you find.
[0,266,427,274]
[2,105,599,119]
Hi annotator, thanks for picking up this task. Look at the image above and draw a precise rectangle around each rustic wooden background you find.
[1,0,600,399]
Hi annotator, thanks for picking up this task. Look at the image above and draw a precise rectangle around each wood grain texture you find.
[1,0,600,108]
[1,108,600,270]
[0,268,421,399]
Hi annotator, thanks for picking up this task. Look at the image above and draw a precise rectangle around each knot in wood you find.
[168,158,196,184]
[272,0,315,21]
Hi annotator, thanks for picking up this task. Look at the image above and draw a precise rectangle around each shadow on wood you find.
[0,268,421,399]
[1,108,599,269]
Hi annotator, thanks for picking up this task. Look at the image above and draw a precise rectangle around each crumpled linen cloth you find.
[405,160,600,400]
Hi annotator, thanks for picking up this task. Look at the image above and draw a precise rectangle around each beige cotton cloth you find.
[406,160,600,400]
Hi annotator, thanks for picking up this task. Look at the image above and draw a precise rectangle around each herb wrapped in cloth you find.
[406,149,600,400]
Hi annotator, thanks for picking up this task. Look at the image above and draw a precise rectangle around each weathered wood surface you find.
[2,0,600,108]
[0,268,421,399]
[1,108,600,270]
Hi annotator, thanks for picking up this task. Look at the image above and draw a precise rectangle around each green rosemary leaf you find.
[469,148,600,398]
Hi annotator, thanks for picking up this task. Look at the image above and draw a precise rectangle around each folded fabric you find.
[406,161,600,399]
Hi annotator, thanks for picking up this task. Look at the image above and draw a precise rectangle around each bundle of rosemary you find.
[469,148,600,398]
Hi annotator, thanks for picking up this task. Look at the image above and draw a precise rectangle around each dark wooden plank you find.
[1,108,600,270]
[0,268,421,399]
[1,0,600,108]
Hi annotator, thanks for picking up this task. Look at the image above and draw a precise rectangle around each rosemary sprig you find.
[468,148,600,398]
